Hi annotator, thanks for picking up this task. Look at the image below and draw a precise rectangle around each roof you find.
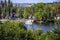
[56,14,60,17]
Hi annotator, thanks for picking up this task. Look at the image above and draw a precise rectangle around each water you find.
[25,24,56,32]
[24,19,60,32]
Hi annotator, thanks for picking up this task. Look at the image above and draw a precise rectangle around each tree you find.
[18,8,24,18]
[51,4,60,16]
[8,0,13,18]
[33,3,54,25]
[23,8,31,19]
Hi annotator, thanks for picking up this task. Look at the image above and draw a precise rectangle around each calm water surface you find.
[24,24,60,32]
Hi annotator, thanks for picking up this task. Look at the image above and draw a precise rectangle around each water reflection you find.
[25,24,56,32]
[24,19,60,32]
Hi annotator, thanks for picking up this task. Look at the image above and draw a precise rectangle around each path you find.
[0,19,28,23]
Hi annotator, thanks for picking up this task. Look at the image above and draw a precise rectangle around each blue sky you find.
[10,0,59,3]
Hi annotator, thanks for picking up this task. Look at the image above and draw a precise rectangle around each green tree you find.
[23,8,31,19]
[8,0,13,18]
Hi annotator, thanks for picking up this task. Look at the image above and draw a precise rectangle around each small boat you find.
[25,19,34,25]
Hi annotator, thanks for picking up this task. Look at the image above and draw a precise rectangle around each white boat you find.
[25,19,34,25]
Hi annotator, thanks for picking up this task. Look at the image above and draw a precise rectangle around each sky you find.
[7,0,60,3]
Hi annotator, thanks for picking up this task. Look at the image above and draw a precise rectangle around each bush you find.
[0,21,26,40]
[55,19,60,25]
[0,21,60,40]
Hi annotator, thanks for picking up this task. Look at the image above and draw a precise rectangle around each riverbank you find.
[0,19,28,23]
[0,19,60,25]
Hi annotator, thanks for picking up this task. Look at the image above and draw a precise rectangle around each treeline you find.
[0,0,32,19]
[0,0,17,19]
[0,21,60,40]
[32,3,60,25]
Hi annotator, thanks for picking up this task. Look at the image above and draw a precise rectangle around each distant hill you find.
[13,2,60,8]
[46,2,60,5]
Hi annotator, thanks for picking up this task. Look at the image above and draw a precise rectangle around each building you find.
[55,14,60,19]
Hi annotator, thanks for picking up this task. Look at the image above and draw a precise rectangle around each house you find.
[55,14,60,19]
